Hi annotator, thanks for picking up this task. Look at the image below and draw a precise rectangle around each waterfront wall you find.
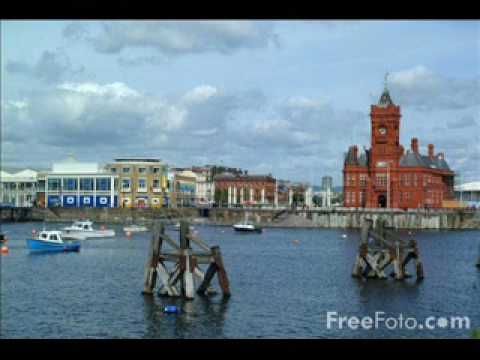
[2,207,479,229]
[207,208,480,230]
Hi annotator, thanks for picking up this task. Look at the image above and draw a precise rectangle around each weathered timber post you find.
[179,220,195,300]
[146,220,231,300]
[142,223,163,295]
[353,219,424,281]
[352,219,372,278]
[212,246,231,297]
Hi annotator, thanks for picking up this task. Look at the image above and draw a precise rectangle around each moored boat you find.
[233,223,262,233]
[63,220,115,239]
[26,230,81,252]
[123,225,149,233]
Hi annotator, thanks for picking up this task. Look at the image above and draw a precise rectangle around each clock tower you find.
[370,75,403,170]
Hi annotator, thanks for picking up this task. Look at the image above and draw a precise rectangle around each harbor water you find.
[1,222,479,338]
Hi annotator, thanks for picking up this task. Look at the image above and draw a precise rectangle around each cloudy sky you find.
[2,21,479,185]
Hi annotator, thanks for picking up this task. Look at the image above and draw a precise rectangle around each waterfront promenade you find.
[2,206,479,230]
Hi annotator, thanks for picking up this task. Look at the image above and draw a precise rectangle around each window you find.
[405,174,411,186]
[63,178,77,191]
[359,191,365,205]
[80,178,94,191]
[153,179,160,188]
[359,174,368,187]
[413,174,418,187]
[138,179,147,190]
[347,174,356,186]
[153,167,160,174]
[96,178,111,191]
[376,174,387,187]
[122,179,131,191]
[138,167,147,174]
[122,167,130,174]
[111,168,117,173]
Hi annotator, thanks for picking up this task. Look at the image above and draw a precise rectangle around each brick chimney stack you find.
[353,145,358,162]
[428,144,435,158]
[411,138,419,153]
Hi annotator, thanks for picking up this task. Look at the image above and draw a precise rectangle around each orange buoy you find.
[1,246,9,254]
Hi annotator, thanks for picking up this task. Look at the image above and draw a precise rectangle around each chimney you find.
[411,138,419,153]
[352,146,358,162]
[428,144,434,158]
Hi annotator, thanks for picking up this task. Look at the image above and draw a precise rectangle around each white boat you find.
[233,223,262,233]
[123,225,149,233]
[63,220,115,239]
[233,212,262,233]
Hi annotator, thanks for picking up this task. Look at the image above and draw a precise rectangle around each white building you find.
[40,157,118,208]
[454,182,480,207]
[0,169,38,207]
[192,168,215,206]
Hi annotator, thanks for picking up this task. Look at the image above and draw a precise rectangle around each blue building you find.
[39,156,118,208]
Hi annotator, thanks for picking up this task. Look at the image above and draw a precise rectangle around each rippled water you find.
[1,222,479,338]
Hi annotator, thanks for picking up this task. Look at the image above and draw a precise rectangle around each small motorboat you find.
[233,223,262,233]
[123,225,149,233]
[26,230,80,252]
[63,220,115,239]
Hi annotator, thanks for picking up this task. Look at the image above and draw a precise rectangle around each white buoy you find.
[342,234,347,238]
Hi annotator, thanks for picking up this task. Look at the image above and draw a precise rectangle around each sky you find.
[1,20,479,185]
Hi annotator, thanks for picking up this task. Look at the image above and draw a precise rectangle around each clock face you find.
[379,127,387,135]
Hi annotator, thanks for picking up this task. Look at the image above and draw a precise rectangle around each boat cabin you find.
[37,231,63,243]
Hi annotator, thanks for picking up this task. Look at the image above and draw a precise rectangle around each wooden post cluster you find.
[352,218,424,281]
[142,220,231,300]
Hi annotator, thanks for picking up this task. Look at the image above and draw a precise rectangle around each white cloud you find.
[63,21,279,57]
[58,82,140,98]
[182,85,218,104]
[388,65,480,110]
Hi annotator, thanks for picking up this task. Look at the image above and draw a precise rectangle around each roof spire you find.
[378,72,394,107]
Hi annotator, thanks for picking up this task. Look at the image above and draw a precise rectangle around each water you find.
[1,222,479,339]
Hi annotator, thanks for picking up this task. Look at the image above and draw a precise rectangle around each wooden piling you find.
[353,218,424,282]
[143,220,231,300]
[212,246,231,297]
[142,224,162,295]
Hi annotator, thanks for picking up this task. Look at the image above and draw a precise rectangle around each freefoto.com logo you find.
[326,311,471,331]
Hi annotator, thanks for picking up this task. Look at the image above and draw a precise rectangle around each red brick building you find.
[343,85,455,209]
[214,173,276,207]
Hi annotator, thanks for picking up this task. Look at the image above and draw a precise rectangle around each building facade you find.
[343,84,455,209]
[191,167,215,207]
[172,169,197,207]
[214,173,276,207]
[39,158,118,208]
[0,169,38,207]
[106,158,169,208]
[454,182,480,208]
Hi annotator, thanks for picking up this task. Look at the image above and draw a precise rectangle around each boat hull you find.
[233,225,262,233]
[26,239,81,252]
[123,226,148,233]
[62,230,116,239]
